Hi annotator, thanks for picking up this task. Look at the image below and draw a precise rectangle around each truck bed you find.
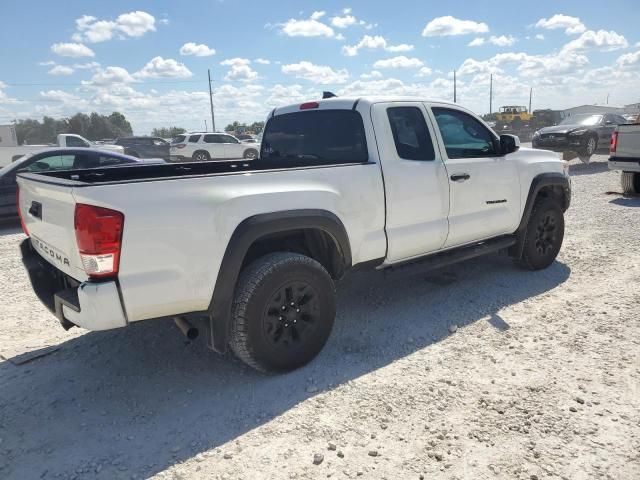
[17,157,372,186]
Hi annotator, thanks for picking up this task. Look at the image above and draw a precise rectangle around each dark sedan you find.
[532,113,627,159]
[115,136,171,160]
[0,148,160,220]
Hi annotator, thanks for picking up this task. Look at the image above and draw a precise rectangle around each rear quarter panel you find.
[73,164,386,322]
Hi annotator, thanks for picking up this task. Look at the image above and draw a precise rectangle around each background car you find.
[115,136,170,160]
[0,148,162,220]
[170,132,260,162]
[532,113,627,159]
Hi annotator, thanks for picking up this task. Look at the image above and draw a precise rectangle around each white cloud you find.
[179,42,216,57]
[360,70,383,79]
[48,65,74,76]
[341,35,414,56]
[373,56,424,69]
[280,11,335,38]
[468,35,516,47]
[73,11,156,43]
[562,30,628,52]
[255,58,271,65]
[220,58,258,82]
[422,16,489,37]
[617,50,640,68]
[535,34,545,40]
[416,66,433,77]
[134,57,193,79]
[535,14,586,35]
[89,66,137,85]
[51,42,95,58]
[281,61,349,84]
[331,14,357,29]
[468,38,485,47]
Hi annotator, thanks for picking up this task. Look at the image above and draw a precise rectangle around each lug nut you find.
[296,308,300,313]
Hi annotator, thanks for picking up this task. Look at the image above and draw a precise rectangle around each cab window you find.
[432,108,497,158]
[66,136,90,148]
[387,107,435,161]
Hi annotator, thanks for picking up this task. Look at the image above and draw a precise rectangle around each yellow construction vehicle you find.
[495,106,532,123]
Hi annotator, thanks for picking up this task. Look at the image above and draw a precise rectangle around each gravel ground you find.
[0,154,638,480]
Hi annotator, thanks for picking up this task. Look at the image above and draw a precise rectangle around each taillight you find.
[74,204,124,279]
[16,186,29,236]
[610,131,618,154]
[300,101,319,110]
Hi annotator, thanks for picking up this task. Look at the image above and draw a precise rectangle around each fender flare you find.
[206,209,351,353]
[511,172,570,257]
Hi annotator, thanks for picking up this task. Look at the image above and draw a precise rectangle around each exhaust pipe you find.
[174,317,199,340]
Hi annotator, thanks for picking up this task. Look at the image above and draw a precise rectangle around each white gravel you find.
[0,154,638,480]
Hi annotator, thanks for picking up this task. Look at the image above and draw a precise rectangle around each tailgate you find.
[617,125,640,158]
[17,176,86,281]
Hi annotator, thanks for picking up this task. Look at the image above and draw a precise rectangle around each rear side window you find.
[387,107,435,161]
[188,135,201,143]
[172,135,186,144]
[432,108,497,158]
[261,110,368,164]
[203,134,223,143]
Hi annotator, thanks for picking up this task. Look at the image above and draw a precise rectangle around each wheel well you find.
[242,228,346,279]
[193,149,209,157]
[535,184,567,211]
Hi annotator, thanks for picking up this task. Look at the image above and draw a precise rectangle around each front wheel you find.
[578,135,597,161]
[230,252,336,373]
[243,149,258,160]
[518,198,565,270]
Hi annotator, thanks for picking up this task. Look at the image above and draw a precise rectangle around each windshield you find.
[561,114,602,126]
[261,110,368,164]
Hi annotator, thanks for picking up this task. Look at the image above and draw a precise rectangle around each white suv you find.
[170,132,260,162]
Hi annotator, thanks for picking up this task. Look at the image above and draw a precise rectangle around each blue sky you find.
[0,0,639,133]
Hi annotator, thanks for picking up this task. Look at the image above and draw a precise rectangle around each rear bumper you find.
[21,239,127,331]
[609,157,640,173]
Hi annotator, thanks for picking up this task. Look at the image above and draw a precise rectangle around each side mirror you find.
[500,134,520,155]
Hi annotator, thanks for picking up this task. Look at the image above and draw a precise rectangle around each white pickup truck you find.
[1,133,124,166]
[609,123,640,193]
[17,97,571,373]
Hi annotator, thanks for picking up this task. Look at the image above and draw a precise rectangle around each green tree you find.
[151,126,186,138]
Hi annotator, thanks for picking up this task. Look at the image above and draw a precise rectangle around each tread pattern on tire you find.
[518,197,563,271]
[229,252,331,373]
[621,172,639,194]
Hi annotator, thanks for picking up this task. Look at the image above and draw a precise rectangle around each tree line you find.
[15,112,132,145]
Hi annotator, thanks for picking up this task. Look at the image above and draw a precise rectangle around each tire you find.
[621,171,640,194]
[518,198,565,271]
[578,135,597,159]
[192,150,210,162]
[243,149,258,160]
[229,252,336,373]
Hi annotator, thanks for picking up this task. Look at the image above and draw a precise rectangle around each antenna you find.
[489,74,493,115]
[322,91,337,99]
[529,87,532,113]
[453,70,457,103]
[208,69,216,132]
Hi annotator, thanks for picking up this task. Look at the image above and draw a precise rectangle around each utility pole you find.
[208,69,216,132]
[489,74,493,115]
[204,119,208,132]
[529,87,532,113]
[606,93,610,105]
[453,70,457,103]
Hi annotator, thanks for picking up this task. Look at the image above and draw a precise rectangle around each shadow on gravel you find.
[609,196,640,208]
[568,161,609,176]
[0,255,570,479]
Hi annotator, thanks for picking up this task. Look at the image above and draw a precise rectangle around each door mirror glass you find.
[500,134,520,155]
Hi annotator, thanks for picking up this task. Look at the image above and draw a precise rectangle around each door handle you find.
[450,173,471,182]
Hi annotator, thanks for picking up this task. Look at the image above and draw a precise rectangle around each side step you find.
[383,235,517,274]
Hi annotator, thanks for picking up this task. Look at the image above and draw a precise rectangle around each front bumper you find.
[609,157,640,173]
[20,239,127,331]
[532,136,584,152]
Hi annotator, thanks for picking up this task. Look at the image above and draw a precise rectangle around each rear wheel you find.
[230,252,336,373]
[243,149,258,160]
[621,171,640,194]
[192,150,210,162]
[518,198,565,270]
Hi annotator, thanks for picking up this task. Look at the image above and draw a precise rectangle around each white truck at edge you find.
[609,123,640,193]
[1,132,124,166]
[17,96,571,373]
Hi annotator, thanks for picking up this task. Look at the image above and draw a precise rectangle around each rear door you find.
[202,134,225,159]
[371,102,450,262]
[221,134,244,159]
[428,104,520,248]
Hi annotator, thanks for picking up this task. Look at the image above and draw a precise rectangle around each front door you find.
[371,102,450,262]
[202,134,226,159]
[428,104,521,248]
[221,134,244,159]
